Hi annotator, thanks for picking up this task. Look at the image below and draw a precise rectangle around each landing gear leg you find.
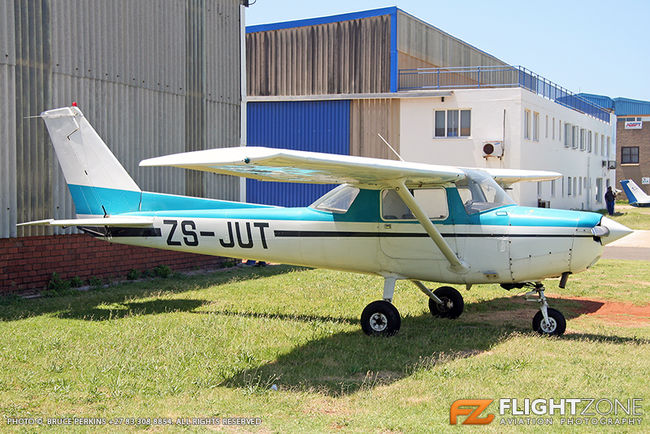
[525,282,566,336]
[412,280,464,319]
[361,277,401,336]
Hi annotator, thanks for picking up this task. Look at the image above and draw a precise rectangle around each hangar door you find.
[246,101,350,207]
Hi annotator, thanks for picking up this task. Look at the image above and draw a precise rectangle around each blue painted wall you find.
[246,101,351,207]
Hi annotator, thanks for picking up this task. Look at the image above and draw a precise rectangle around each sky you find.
[246,0,650,101]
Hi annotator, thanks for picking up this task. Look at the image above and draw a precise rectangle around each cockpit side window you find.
[381,188,448,220]
[456,169,514,214]
[311,185,360,213]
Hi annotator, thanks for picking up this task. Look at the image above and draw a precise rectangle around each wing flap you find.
[18,217,155,227]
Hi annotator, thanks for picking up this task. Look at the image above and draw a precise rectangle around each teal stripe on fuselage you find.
[69,184,602,229]
[67,184,274,216]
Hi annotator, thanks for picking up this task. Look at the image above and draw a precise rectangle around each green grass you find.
[597,205,650,230]
[0,261,648,432]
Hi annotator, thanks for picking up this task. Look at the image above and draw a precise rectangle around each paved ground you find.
[602,230,650,260]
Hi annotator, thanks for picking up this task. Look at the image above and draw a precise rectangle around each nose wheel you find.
[525,283,566,336]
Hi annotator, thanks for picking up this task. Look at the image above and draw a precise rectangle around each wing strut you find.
[394,181,469,273]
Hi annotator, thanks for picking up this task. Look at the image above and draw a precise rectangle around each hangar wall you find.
[0,0,242,239]
[0,0,244,292]
[246,14,391,96]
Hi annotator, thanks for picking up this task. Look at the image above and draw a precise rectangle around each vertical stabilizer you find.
[41,107,141,217]
[620,179,650,206]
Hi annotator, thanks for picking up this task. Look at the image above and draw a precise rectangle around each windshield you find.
[456,169,514,214]
[310,185,360,213]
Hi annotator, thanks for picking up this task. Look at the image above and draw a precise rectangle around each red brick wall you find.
[616,119,650,195]
[0,234,226,293]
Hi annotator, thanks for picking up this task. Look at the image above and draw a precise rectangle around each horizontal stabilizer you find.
[18,217,154,228]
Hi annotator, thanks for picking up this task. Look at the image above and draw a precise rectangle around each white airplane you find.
[620,179,650,207]
[21,107,633,337]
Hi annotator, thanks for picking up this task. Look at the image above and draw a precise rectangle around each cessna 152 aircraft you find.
[21,107,633,337]
[620,179,650,207]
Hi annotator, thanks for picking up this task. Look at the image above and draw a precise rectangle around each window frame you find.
[380,188,449,221]
[524,109,531,140]
[433,109,471,138]
[621,146,640,165]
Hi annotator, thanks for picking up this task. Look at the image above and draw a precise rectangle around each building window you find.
[601,135,605,156]
[567,177,572,196]
[596,178,602,202]
[572,126,578,149]
[533,112,539,141]
[574,177,578,196]
[524,109,531,140]
[564,123,571,147]
[434,109,471,138]
[588,131,592,153]
[545,115,549,138]
[607,136,611,158]
[594,133,599,154]
[562,176,565,197]
[580,128,585,151]
[434,111,445,137]
[558,120,561,141]
[460,110,471,136]
[621,146,639,164]
[447,110,459,137]
[552,117,555,140]
[537,181,542,197]
[551,179,556,197]
[579,177,583,195]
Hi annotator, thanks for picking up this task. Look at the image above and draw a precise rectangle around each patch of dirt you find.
[466,296,650,328]
[558,296,650,327]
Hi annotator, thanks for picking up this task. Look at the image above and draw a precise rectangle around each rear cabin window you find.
[311,185,360,213]
[381,188,448,220]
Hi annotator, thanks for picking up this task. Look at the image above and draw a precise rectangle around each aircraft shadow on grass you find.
[0,266,297,322]
[217,296,648,396]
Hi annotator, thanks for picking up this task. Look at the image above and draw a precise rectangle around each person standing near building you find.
[605,186,616,216]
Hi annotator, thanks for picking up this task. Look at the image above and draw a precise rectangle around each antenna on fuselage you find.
[378,133,404,162]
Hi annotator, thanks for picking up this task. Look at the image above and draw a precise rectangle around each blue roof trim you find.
[389,11,398,92]
[246,6,398,33]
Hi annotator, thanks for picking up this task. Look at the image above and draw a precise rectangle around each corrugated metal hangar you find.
[1,0,244,292]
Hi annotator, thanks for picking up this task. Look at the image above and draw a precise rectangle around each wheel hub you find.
[369,312,388,332]
[540,317,557,333]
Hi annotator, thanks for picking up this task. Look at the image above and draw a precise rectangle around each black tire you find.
[428,286,464,319]
[361,300,401,337]
[532,308,566,336]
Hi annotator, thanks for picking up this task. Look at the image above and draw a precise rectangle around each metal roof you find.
[577,93,650,116]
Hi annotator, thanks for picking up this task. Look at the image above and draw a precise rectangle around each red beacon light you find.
[71,101,78,107]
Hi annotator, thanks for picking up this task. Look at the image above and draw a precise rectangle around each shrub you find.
[153,265,172,278]
[126,269,140,280]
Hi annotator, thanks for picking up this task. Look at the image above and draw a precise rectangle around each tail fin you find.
[620,179,649,206]
[41,107,141,217]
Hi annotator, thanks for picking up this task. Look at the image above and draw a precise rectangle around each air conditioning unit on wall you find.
[482,141,504,158]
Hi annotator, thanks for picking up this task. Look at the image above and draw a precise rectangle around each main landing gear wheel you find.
[428,286,464,319]
[361,300,401,336]
[532,308,566,336]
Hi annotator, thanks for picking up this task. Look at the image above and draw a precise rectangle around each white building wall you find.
[399,88,615,210]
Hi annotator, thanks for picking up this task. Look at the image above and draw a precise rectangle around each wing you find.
[140,147,465,188]
[480,168,562,187]
[18,217,155,227]
[140,146,560,188]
